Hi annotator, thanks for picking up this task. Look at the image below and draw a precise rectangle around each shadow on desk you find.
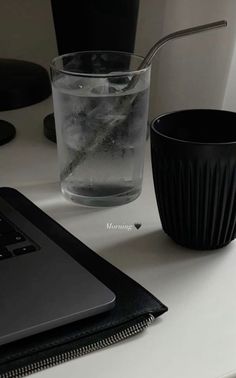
[22,182,109,219]
[99,230,234,305]
[100,229,232,268]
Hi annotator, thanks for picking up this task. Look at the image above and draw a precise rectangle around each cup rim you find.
[151,109,236,146]
[50,50,150,78]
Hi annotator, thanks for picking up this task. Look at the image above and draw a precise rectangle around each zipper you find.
[1,314,155,378]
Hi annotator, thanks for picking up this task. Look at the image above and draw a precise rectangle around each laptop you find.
[0,191,116,346]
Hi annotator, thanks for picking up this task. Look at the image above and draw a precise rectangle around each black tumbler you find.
[151,109,236,250]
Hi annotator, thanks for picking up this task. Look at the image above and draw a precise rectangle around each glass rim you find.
[50,50,151,78]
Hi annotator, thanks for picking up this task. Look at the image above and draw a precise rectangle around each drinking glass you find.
[51,51,151,206]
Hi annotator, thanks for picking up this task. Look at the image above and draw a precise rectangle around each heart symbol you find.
[134,223,142,230]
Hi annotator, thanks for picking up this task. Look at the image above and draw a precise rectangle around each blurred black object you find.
[0,120,16,145]
[0,59,51,111]
[46,0,140,143]
[44,113,56,143]
[0,58,51,145]
[51,0,139,54]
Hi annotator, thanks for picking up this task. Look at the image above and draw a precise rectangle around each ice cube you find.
[63,112,94,151]
[108,73,131,89]
[90,77,110,95]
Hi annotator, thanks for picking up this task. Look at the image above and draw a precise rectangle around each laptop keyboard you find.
[0,214,37,260]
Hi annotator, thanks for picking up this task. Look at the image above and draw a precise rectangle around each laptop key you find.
[13,245,37,256]
[0,232,25,246]
[0,221,15,235]
[0,248,12,260]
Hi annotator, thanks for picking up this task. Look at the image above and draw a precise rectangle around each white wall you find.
[135,0,236,119]
[0,0,57,70]
[223,41,236,110]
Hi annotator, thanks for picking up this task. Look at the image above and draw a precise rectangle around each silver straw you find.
[139,20,227,70]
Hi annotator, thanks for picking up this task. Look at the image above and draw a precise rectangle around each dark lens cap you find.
[43,113,56,143]
[0,59,51,111]
[0,120,16,145]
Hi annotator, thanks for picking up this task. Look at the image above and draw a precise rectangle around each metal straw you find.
[140,20,227,70]
[127,20,227,91]
[61,20,227,181]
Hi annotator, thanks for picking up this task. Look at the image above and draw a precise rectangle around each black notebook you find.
[0,188,167,378]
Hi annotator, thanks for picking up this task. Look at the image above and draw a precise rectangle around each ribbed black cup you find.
[151,110,236,250]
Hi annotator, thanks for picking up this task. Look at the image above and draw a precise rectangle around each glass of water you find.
[50,51,151,206]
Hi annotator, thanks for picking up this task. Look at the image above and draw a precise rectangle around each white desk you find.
[1,98,236,378]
